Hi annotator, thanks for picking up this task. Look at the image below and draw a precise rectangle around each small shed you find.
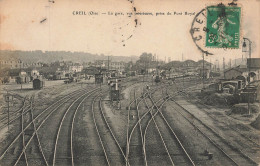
[224,66,248,80]
[33,79,44,90]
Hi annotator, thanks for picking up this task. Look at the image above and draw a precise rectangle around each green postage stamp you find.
[206,6,241,49]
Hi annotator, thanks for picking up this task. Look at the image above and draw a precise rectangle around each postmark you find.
[190,2,242,55]
[190,8,212,55]
[205,5,241,49]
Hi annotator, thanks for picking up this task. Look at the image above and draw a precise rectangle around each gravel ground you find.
[1,77,259,165]
[0,79,95,151]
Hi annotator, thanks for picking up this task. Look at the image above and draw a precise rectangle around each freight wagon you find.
[33,79,44,90]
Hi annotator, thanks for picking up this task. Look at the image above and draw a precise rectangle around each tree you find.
[134,52,153,73]
[139,52,153,63]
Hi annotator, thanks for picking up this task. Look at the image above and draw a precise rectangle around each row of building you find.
[0,59,127,84]
[0,59,126,72]
[0,59,43,69]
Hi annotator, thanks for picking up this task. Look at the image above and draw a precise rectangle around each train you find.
[206,79,258,103]
[206,79,244,93]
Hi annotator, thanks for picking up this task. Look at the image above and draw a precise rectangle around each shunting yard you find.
[0,75,259,166]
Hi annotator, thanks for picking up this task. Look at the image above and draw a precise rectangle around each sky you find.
[0,0,259,62]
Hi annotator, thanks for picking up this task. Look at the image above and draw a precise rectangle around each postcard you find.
[0,0,259,165]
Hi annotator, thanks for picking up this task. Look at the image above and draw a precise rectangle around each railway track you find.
[143,95,175,166]
[125,80,149,157]
[2,75,256,165]
[90,90,127,166]
[179,90,260,148]
[0,98,30,130]
[129,78,256,165]
[98,94,127,163]
[168,98,258,166]
[16,88,100,166]
[173,79,259,164]
[0,87,95,165]
[126,84,176,165]
[0,85,93,131]
[21,96,29,166]
[28,95,49,166]
[13,96,49,166]
[53,88,100,166]
[141,88,195,166]
[91,94,111,165]
[126,87,148,166]
[69,79,142,165]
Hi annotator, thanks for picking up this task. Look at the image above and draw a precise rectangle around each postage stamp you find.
[205,6,241,49]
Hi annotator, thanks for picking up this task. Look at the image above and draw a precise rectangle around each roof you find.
[8,69,27,77]
[247,58,260,68]
[224,65,248,73]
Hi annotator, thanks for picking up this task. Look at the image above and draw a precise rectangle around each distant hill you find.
[0,50,138,63]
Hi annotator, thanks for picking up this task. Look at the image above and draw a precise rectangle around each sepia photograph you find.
[0,0,259,165]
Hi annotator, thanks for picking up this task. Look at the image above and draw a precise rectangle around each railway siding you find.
[175,98,260,164]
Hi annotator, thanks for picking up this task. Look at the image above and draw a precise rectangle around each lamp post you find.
[4,89,13,131]
[242,37,252,80]
[6,90,10,130]
[242,37,252,115]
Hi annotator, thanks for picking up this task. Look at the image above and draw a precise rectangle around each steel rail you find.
[21,96,29,166]
[134,89,147,166]
[14,96,49,166]
[53,88,100,166]
[126,83,168,165]
[13,88,98,166]
[173,80,258,165]
[172,100,258,166]
[127,88,171,163]
[91,94,110,166]
[0,88,90,161]
[143,97,174,166]
[70,89,100,166]
[179,90,260,148]
[147,93,196,166]
[98,95,128,164]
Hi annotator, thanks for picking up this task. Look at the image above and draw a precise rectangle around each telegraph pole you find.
[108,56,110,71]
[20,60,23,90]
[5,90,13,131]
[202,53,205,89]
[7,91,10,130]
